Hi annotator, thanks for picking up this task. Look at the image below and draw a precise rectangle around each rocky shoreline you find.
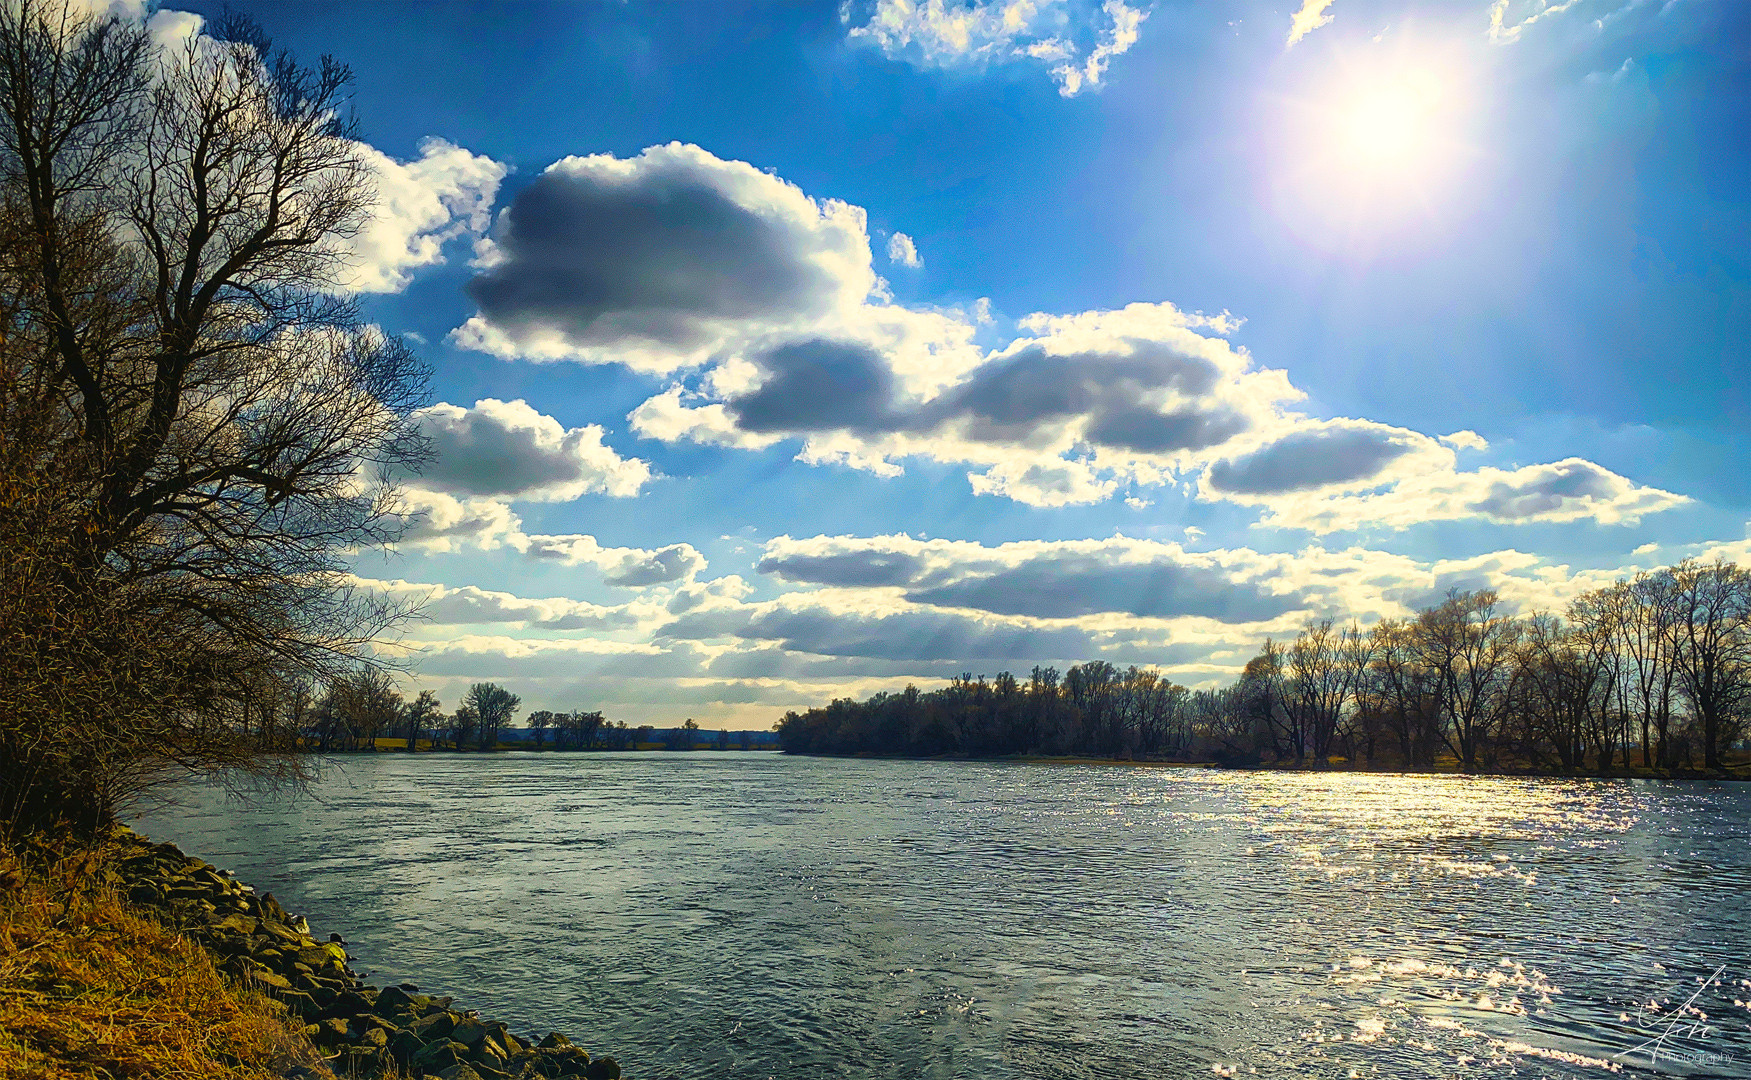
[111,827,621,1080]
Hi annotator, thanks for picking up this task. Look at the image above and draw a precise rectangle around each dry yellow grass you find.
[0,842,330,1080]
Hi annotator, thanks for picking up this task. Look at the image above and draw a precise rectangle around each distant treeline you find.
[775,558,1751,774]
[296,680,767,753]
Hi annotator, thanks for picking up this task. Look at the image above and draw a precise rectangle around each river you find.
[130,754,1751,1079]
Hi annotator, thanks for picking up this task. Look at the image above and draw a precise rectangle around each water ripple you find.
[133,756,1751,1079]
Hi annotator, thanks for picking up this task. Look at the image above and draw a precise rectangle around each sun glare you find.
[1331,70,1447,176]
[1269,40,1479,250]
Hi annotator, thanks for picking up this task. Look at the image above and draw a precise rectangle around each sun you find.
[1268,39,1480,248]
[1326,67,1452,182]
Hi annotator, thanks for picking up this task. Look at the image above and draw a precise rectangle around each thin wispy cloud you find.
[845,0,1148,97]
[1286,0,1336,47]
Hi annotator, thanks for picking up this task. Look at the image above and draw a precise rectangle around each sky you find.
[161,0,1751,727]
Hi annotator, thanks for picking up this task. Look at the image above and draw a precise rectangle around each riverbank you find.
[818,750,1751,781]
[0,829,623,1080]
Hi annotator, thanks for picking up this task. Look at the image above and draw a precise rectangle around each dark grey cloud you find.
[719,336,1245,454]
[463,145,864,355]
[661,605,1098,663]
[728,340,902,433]
[603,546,705,587]
[411,399,648,501]
[933,341,1226,449]
[1206,427,1413,495]
[756,541,1310,623]
[904,555,1302,623]
[1469,459,1619,519]
[755,546,930,588]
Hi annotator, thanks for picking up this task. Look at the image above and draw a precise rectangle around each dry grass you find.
[0,843,330,1080]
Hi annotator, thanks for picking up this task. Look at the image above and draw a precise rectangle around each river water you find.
[131,754,1751,1079]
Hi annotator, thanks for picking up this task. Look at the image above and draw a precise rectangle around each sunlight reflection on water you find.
[133,757,1751,1079]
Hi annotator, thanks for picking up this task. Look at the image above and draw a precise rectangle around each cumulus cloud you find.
[412,398,650,502]
[452,143,877,372]
[1225,453,1688,533]
[395,488,524,553]
[522,534,707,587]
[845,0,1147,97]
[371,523,1732,718]
[1203,421,1434,496]
[663,597,1102,663]
[390,496,705,588]
[886,231,922,268]
[757,533,1316,623]
[1286,0,1336,47]
[342,139,508,294]
[634,300,1294,507]
[361,578,641,631]
[445,146,1681,529]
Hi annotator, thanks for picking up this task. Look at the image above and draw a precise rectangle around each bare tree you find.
[1414,590,1518,771]
[527,710,553,749]
[462,682,519,750]
[401,689,441,752]
[1667,559,1751,769]
[0,1,428,839]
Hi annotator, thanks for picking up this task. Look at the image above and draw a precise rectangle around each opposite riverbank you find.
[0,829,624,1080]
[818,751,1751,781]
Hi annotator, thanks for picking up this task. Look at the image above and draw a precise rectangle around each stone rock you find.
[211,912,256,935]
[360,1026,389,1049]
[412,1040,466,1074]
[262,920,303,945]
[276,989,321,1020]
[527,1048,590,1078]
[320,989,374,1019]
[451,1015,488,1047]
[437,1065,483,1080]
[538,1033,573,1050]
[583,1057,621,1080]
[251,969,292,992]
[470,1035,507,1068]
[333,1045,387,1073]
[388,1028,426,1067]
[317,1017,350,1041]
[260,892,290,923]
[409,1010,456,1041]
[375,984,419,1015]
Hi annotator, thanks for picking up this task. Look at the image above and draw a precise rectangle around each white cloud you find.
[631,299,1294,507]
[342,139,508,294]
[522,534,707,587]
[1051,0,1146,96]
[845,0,1147,97]
[1286,0,1336,47]
[438,147,1684,533]
[411,398,650,502]
[373,523,1751,718]
[361,578,644,631]
[395,489,525,553]
[886,231,923,268]
[1220,453,1688,533]
[451,142,877,373]
[1487,0,1587,44]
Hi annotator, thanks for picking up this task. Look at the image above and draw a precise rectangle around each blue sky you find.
[168,0,1750,725]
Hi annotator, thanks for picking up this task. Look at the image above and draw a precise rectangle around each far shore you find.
[823,750,1751,782]
[303,742,1751,781]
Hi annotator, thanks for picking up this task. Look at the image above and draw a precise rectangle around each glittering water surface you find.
[132,755,1751,1079]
